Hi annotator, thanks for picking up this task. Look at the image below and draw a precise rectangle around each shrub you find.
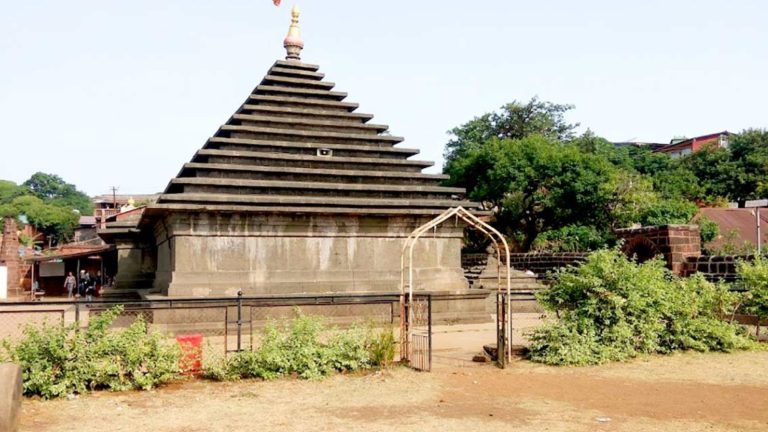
[203,310,396,381]
[528,249,752,365]
[737,256,768,336]
[1,306,180,398]
[366,325,397,367]
[532,225,612,252]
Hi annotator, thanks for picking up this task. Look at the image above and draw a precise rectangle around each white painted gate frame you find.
[399,206,512,365]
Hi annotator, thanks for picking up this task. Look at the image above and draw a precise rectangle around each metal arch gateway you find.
[399,206,513,369]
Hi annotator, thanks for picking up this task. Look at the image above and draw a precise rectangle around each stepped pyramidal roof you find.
[148,6,478,217]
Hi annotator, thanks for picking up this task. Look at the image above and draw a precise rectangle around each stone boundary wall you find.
[616,224,701,275]
[462,252,588,278]
[684,255,755,282]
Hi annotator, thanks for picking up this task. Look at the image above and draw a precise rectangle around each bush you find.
[203,310,396,381]
[737,256,768,336]
[1,306,180,398]
[528,249,752,365]
[532,225,612,252]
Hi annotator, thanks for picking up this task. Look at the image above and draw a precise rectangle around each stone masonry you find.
[0,218,22,298]
[100,10,485,314]
[616,224,701,275]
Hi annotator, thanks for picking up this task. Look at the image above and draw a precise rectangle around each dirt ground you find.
[20,349,768,432]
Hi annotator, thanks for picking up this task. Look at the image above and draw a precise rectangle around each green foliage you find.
[697,216,720,245]
[0,180,23,204]
[203,310,397,381]
[443,101,767,253]
[444,97,578,170]
[651,167,704,201]
[528,250,752,366]
[679,146,737,203]
[737,256,768,320]
[452,135,618,251]
[532,225,613,252]
[728,129,768,205]
[1,306,180,398]
[0,172,93,242]
[22,172,93,215]
[366,324,397,367]
[636,198,698,226]
[0,195,79,242]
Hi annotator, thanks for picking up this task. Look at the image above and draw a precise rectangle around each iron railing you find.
[0,292,432,368]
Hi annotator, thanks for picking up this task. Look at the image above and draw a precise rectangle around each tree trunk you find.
[738,199,746,208]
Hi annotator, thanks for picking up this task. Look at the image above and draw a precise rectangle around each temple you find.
[100,7,483,304]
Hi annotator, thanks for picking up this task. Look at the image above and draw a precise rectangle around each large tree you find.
[728,129,768,206]
[0,195,79,243]
[443,97,579,178]
[456,135,618,251]
[0,180,23,204]
[22,172,93,215]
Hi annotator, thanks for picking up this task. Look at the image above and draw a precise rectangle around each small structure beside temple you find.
[100,7,486,316]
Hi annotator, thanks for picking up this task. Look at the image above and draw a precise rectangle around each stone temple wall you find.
[152,213,468,297]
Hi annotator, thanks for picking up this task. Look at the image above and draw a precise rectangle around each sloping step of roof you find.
[170,177,463,194]
[158,193,475,208]
[175,185,458,201]
[239,104,373,123]
[274,59,320,71]
[205,137,419,159]
[182,163,448,186]
[232,114,388,133]
[222,125,404,146]
[248,95,358,111]
[195,149,432,172]
[255,85,347,101]
[145,203,479,217]
[152,58,481,215]
[262,75,335,90]
[268,66,325,80]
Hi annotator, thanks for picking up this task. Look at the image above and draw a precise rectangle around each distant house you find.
[92,194,158,228]
[74,215,98,242]
[654,131,731,158]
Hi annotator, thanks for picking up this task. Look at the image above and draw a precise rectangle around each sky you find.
[1,0,766,196]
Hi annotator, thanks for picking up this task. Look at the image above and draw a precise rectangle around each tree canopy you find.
[444,99,767,252]
[0,173,92,244]
[444,97,579,173]
[22,172,93,216]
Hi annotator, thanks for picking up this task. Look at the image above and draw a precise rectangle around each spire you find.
[283,5,303,61]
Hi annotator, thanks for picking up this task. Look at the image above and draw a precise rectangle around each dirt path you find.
[21,351,768,432]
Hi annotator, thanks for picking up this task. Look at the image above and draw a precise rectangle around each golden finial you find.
[283,5,304,61]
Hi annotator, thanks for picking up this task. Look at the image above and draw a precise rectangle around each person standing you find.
[85,272,96,302]
[77,270,87,298]
[64,272,76,299]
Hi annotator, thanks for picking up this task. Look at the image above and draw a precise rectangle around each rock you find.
[472,354,490,363]
[483,344,498,360]
[0,363,22,432]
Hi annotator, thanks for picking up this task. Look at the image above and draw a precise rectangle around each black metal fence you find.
[0,292,433,368]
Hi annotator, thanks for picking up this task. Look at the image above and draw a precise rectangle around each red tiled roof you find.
[695,208,768,251]
[24,244,114,262]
